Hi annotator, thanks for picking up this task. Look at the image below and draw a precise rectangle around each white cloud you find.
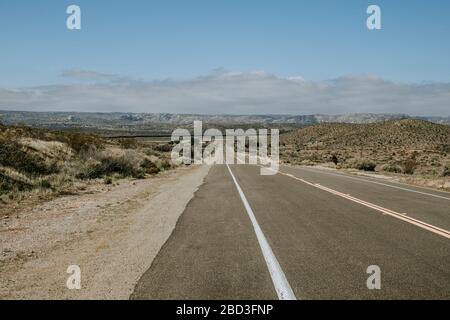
[0,69,449,116]
[61,68,131,84]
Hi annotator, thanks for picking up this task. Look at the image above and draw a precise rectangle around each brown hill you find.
[281,119,450,176]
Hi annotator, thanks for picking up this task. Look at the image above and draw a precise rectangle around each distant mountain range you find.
[0,110,449,131]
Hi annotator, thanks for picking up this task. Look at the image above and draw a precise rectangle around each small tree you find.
[331,155,339,165]
[442,162,450,177]
[402,158,417,175]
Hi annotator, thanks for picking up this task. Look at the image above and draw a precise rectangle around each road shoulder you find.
[0,165,210,300]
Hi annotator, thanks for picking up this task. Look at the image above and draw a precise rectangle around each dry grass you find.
[0,124,175,204]
[75,149,146,180]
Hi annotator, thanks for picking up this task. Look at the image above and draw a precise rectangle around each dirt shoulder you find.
[0,165,210,300]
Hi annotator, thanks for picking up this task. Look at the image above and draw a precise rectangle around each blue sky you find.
[0,0,449,115]
[1,0,450,86]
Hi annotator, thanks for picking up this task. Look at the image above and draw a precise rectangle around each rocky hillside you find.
[281,119,450,177]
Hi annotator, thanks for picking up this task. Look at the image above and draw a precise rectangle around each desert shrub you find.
[300,159,315,166]
[155,144,173,153]
[441,162,450,177]
[0,139,59,176]
[345,158,376,171]
[4,126,104,154]
[75,158,101,180]
[76,151,144,179]
[381,163,403,173]
[438,144,450,153]
[143,148,159,157]
[402,158,417,175]
[158,159,172,171]
[140,158,160,175]
[0,171,33,193]
[104,177,113,185]
[307,153,322,163]
[117,138,140,149]
[78,144,99,161]
[410,151,419,160]
[55,131,104,153]
[331,155,339,165]
[357,160,376,171]
[38,179,52,189]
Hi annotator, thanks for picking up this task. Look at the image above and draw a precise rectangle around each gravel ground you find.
[0,165,210,300]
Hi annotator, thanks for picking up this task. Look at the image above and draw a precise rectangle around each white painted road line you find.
[275,170,450,240]
[296,166,450,201]
[226,164,297,300]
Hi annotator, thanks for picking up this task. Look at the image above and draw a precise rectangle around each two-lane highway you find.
[132,164,450,300]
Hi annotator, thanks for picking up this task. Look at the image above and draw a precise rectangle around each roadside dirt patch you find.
[0,165,210,299]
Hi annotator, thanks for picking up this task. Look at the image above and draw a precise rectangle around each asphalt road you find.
[131,164,450,300]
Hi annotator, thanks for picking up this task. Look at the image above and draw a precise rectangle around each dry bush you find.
[117,138,141,149]
[38,178,52,189]
[158,159,172,171]
[62,132,104,153]
[381,163,403,173]
[0,124,175,199]
[154,143,173,153]
[0,169,33,193]
[0,125,104,153]
[402,158,417,175]
[143,147,159,157]
[331,155,339,165]
[76,150,145,180]
[441,162,450,177]
[140,158,160,175]
[345,158,377,171]
[0,138,59,177]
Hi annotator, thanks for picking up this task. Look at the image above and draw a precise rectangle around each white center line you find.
[226,164,297,300]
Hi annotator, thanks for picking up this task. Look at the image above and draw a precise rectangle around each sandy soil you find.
[0,165,210,300]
